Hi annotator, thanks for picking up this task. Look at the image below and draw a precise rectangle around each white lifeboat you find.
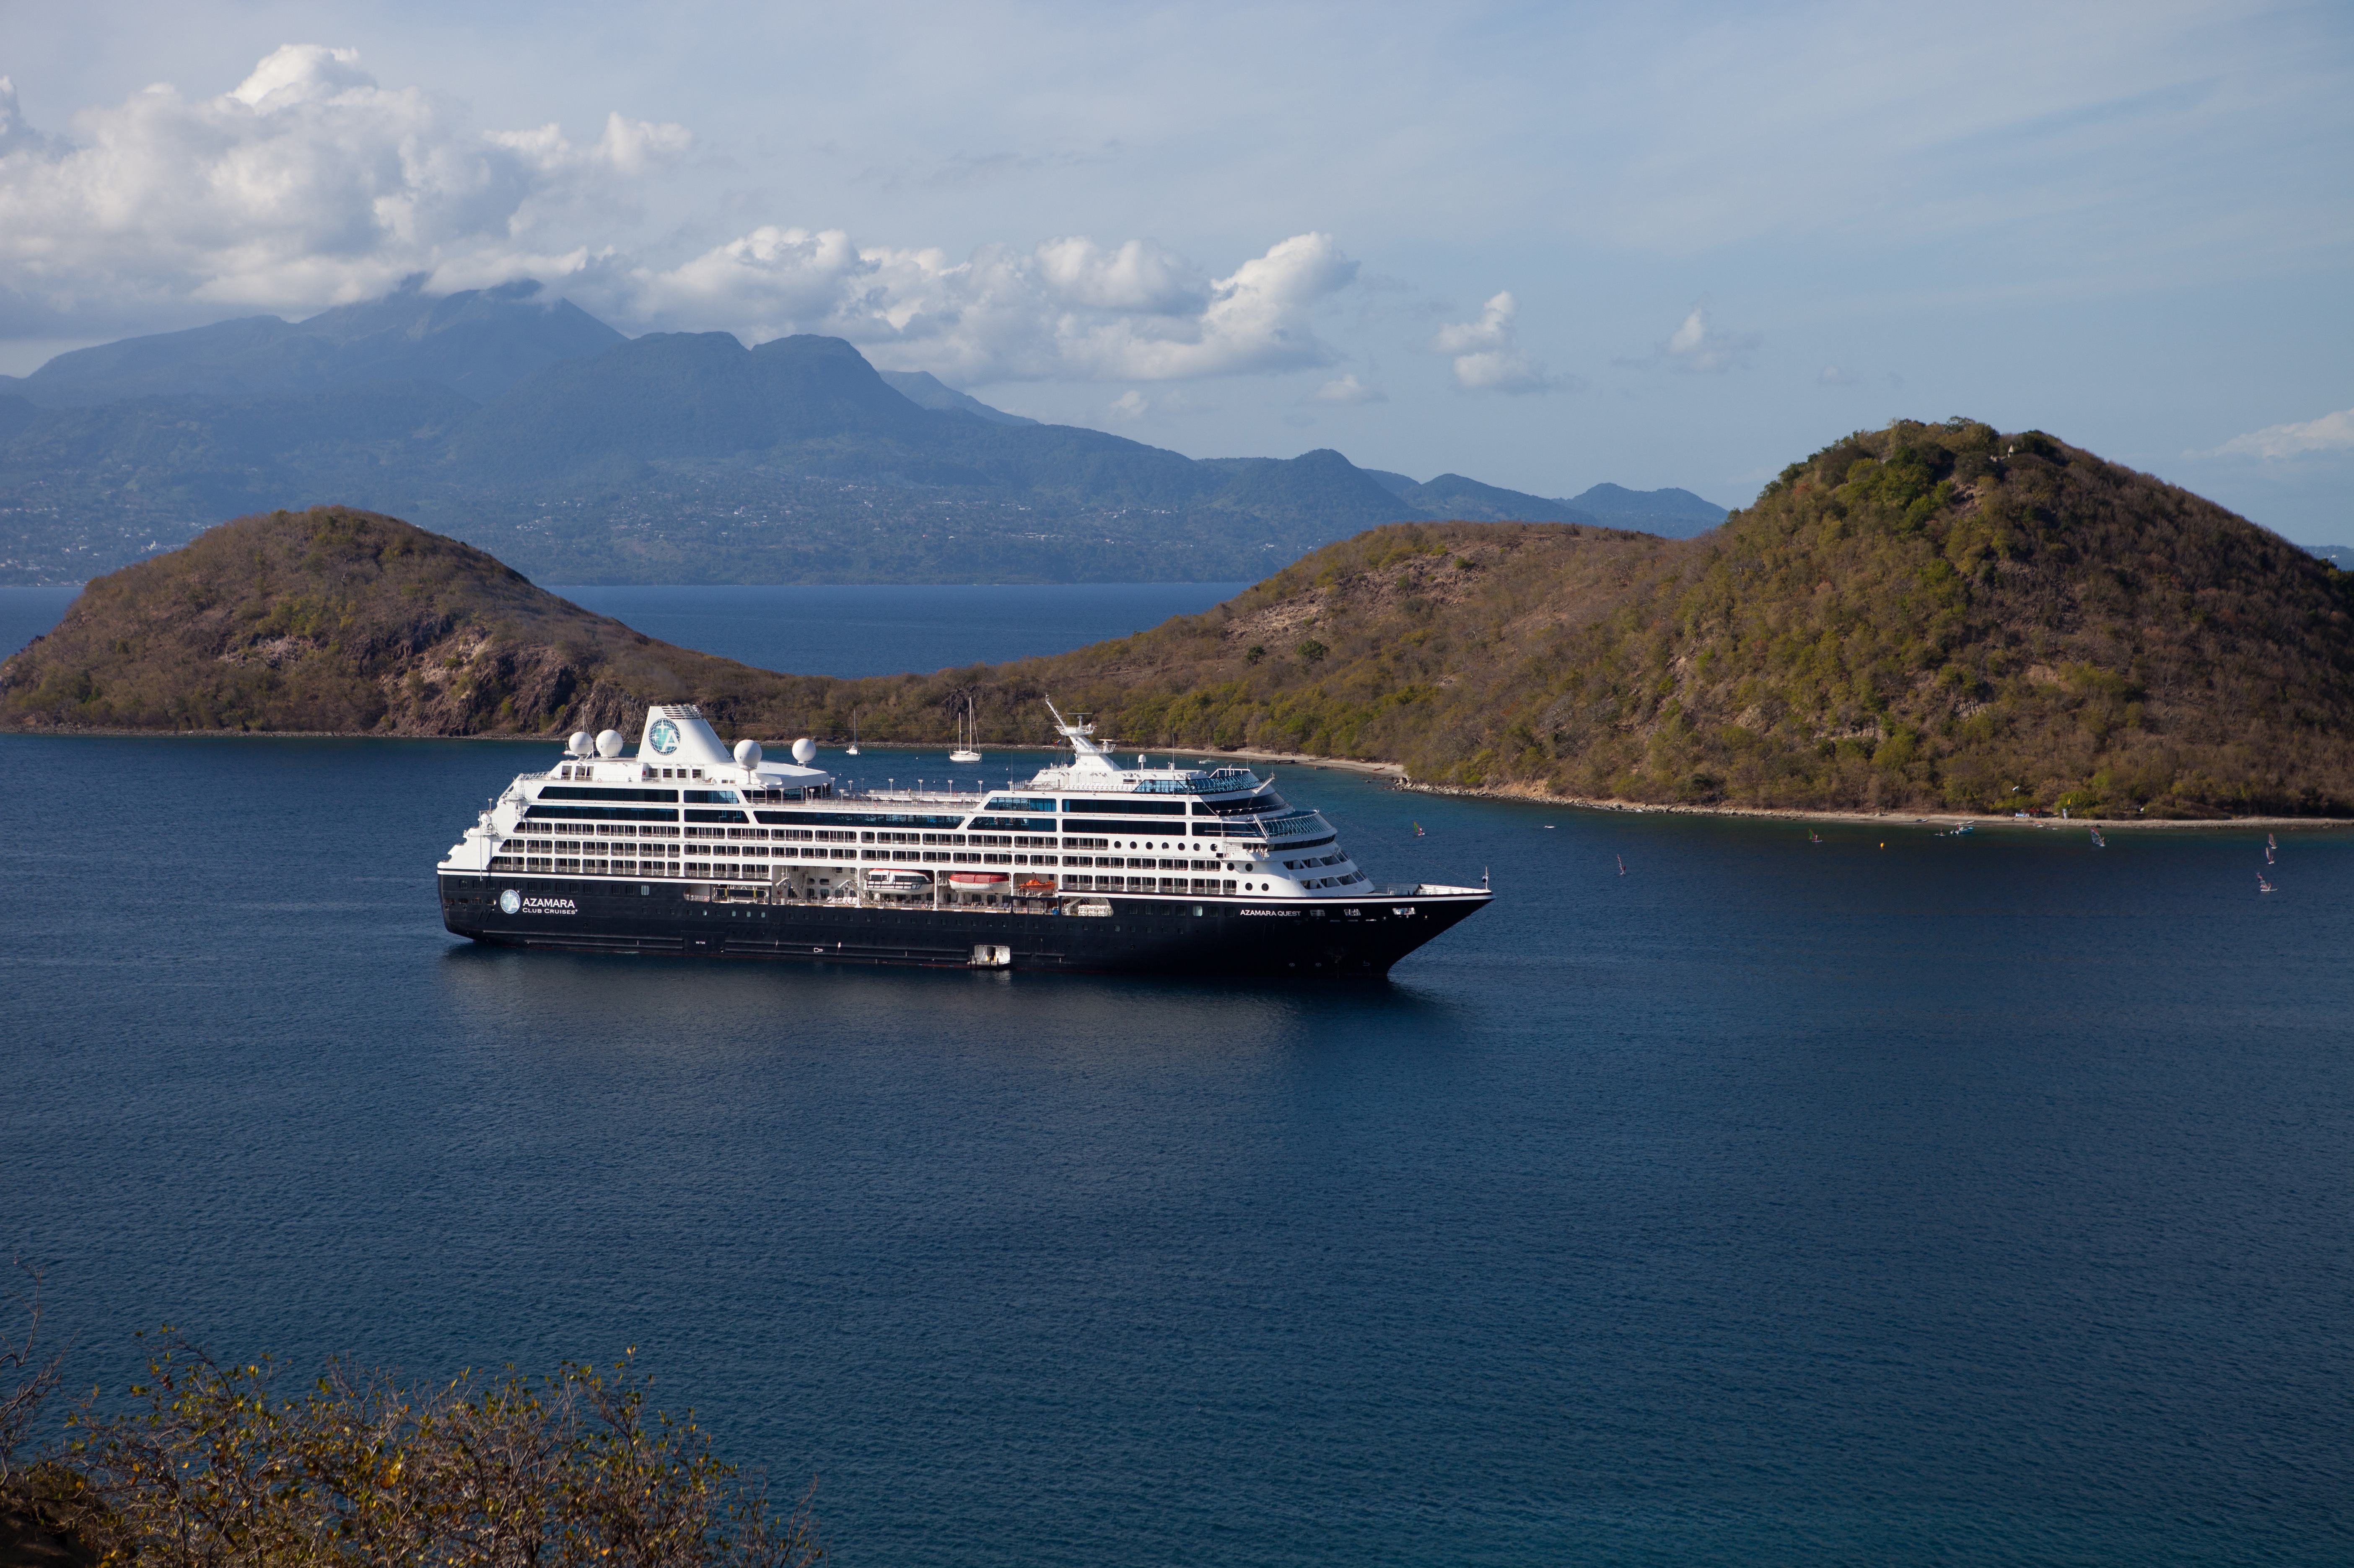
[864,869,932,892]
[948,871,1009,889]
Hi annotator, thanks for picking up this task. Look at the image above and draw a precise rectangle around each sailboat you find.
[1617,855,1627,876]
[2090,828,2105,848]
[2268,833,2279,850]
[845,715,860,757]
[950,697,981,764]
[1412,821,1425,837]
[2258,872,2274,894]
[2265,845,2276,865]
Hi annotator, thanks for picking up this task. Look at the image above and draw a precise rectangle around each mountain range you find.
[0,283,1724,585]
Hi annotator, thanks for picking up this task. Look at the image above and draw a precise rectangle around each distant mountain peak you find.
[2,282,624,407]
[1568,483,1727,526]
[876,369,1039,426]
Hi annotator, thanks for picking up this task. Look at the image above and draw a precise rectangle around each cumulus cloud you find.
[634,227,1357,384]
[1662,306,1759,373]
[1108,389,1149,420]
[2211,407,2354,459]
[1426,291,1551,393]
[0,45,687,329]
[1311,373,1386,404]
[0,49,1358,386]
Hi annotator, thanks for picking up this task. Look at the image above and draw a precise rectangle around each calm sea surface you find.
[5,585,2352,1565]
[0,583,1244,672]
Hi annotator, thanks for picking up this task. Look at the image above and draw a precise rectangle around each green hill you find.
[7,420,2348,819]
[1011,419,2354,816]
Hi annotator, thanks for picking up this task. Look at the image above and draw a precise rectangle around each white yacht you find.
[437,702,1490,975]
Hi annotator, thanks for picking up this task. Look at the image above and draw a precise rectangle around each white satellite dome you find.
[734,738,763,766]
[568,731,594,756]
[791,737,818,765]
[595,729,625,757]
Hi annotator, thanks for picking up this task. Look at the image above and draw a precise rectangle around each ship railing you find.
[850,788,990,805]
[1130,767,1261,795]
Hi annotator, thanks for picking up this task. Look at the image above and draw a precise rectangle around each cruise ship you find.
[437,702,1490,975]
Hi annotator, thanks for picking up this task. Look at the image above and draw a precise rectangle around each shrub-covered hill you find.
[7,418,2351,820]
[0,507,843,736]
[1016,420,2354,816]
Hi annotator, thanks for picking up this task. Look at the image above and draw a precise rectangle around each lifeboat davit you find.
[864,869,932,892]
[947,871,1009,889]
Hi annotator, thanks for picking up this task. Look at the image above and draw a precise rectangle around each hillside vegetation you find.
[0,508,839,736]
[6,419,2349,819]
[1011,420,2354,816]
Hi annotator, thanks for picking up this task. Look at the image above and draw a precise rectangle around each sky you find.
[2,0,2349,538]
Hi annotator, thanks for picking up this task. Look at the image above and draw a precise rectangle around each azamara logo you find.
[521,897,578,914]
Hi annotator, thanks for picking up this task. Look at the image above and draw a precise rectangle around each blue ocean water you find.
[0,582,1241,673]
[0,585,81,658]
[5,587,2353,1565]
[545,583,1244,677]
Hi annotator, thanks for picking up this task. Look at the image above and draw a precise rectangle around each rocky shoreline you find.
[1392,777,2349,830]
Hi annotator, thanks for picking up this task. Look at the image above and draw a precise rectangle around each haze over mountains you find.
[0,284,1723,586]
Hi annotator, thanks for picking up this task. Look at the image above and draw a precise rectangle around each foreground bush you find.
[3,1320,818,1568]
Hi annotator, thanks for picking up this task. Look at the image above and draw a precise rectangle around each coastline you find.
[6,725,2345,828]
[1393,777,2352,830]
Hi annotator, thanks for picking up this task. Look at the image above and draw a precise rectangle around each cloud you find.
[1108,389,1148,420]
[0,78,60,159]
[1426,291,1551,393]
[2211,407,2354,459]
[1311,373,1386,404]
[0,45,687,331]
[1661,306,1758,373]
[1818,365,1860,386]
[0,49,1359,386]
[636,228,1357,384]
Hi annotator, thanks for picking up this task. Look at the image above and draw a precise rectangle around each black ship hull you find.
[438,874,1486,977]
